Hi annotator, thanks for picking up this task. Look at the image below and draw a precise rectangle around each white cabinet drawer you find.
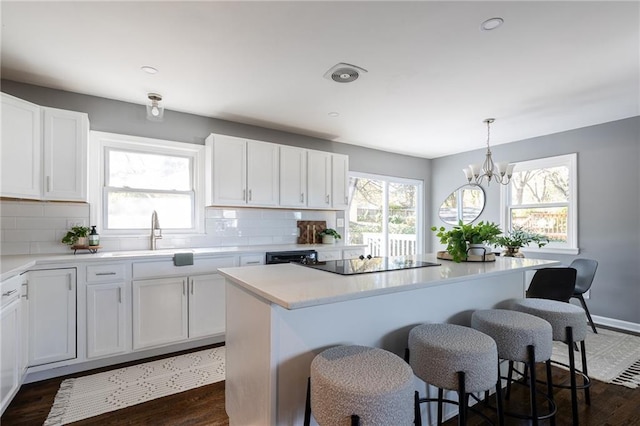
[343,248,365,259]
[317,250,341,262]
[132,256,237,280]
[240,254,265,266]
[86,263,127,283]
[1,274,23,307]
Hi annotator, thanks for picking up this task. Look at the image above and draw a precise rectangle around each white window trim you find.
[348,171,424,255]
[89,131,206,236]
[500,153,579,255]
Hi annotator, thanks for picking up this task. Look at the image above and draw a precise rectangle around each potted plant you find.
[318,228,341,244]
[61,226,90,247]
[493,227,549,257]
[431,220,502,262]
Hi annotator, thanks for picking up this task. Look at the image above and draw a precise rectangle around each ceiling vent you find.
[324,63,368,83]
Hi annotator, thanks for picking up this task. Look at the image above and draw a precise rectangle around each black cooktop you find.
[299,255,440,275]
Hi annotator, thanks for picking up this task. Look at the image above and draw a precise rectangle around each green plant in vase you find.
[61,226,90,246]
[318,228,342,244]
[431,220,502,262]
[493,227,549,257]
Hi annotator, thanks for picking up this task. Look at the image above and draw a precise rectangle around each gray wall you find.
[432,117,640,325]
[1,79,432,243]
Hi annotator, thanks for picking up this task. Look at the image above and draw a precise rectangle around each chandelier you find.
[462,118,514,185]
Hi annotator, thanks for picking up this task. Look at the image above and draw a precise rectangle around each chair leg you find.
[527,345,539,426]
[304,377,311,426]
[580,340,591,405]
[567,327,579,426]
[351,414,360,426]
[505,360,514,400]
[546,360,556,426]
[577,294,598,334]
[495,372,505,426]
[437,388,444,426]
[414,390,422,426]
[457,372,467,426]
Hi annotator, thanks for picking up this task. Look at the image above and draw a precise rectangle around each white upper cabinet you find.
[279,145,307,207]
[207,134,279,207]
[331,154,349,209]
[1,93,42,199]
[42,107,89,201]
[0,93,89,201]
[307,150,332,208]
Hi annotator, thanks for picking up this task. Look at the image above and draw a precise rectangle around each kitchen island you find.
[218,254,560,426]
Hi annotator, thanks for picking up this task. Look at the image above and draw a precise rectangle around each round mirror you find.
[438,184,486,225]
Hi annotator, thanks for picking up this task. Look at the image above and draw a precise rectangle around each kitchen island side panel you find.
[227,271,526,425]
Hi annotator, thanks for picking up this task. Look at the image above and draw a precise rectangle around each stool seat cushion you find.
[408,323,498,393]
[311,345,414,425]
[511,298,588,343]
[472,309,553,363]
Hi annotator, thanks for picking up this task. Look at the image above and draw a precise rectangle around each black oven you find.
[265,250,318,265]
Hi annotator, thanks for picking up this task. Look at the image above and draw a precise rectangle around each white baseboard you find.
[592,315,640,333]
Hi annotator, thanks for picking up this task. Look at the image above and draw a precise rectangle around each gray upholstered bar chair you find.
[471,309,556,426]
[407,323,503,426]
[304,345,414,426]
[569,258,599,333]
[510,298,591,426]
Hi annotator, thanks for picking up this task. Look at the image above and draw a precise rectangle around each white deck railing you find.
[361,233,417,257]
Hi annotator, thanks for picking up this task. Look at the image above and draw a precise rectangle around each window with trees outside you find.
[347,172,423,257]
[90,132,205,234]
[500,153,578,253]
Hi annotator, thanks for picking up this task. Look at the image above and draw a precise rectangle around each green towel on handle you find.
[173,252,194,266]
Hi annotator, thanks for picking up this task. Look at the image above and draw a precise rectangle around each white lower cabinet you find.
[133,273,226,350]
[28,268,77,367]
[1,274,23,416]
[87,282,128,358]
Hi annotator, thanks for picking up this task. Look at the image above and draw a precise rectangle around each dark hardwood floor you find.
[3,343,639,425]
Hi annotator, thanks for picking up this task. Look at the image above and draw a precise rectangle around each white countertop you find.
[0,243,363,281]
[218,254,561,310]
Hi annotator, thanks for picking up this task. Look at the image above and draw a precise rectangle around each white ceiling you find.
[2,1,638,158]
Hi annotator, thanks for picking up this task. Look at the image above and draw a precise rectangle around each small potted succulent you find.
[61,226,90,247]
[318,228,341,244]
[493,228,549,257]
[432,220,502,262]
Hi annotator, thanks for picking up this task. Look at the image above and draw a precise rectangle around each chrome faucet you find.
[150,210,162,250]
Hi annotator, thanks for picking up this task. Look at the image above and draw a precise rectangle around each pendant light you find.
[463,118,514,185]
[146,93,164,122]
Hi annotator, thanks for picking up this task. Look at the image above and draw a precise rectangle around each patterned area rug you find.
[551,328,640,388]
[44,346,225,425]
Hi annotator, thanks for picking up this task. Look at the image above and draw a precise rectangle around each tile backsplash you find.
[0,200,339,255]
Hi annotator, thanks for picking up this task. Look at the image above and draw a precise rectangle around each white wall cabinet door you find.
[188,273,225,339]
[0,93,41,199]
[246,140,279,206]
[28,269,76,366]
[132,277,188,350]
[1,298,20,415]
[212,136,247,205]
[307,150,332,208]
[42,107,88,201]
[87,282,127,359]
[279,145,307,207]
[332,154,349,210]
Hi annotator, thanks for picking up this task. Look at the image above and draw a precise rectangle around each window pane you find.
[348,178,383,255]
[108,150,191,191]
[509,166,569,205]
[107,191,193,229]
[510,206,568,243]
[388,182,417,255]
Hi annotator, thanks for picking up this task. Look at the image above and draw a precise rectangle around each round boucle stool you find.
[407,323,501,426]
[471,309,556,426]
[510,298,591,426]
[304,345,414,426]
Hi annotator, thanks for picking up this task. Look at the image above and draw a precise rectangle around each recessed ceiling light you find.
[141,65,158,74]
[328,112,340,117]
[480,17,504,31]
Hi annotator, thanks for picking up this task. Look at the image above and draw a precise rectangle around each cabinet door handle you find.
[46,176,51,192]
[190,279,194,295]
[300,193,304,203]
[118,287,122,303]
[68,275,72,291]
[22,281,28,300]
[326,194,330,204]
[183,280,186,296]
[345,196,348,204]
[248,189,252,201]
[243,189,246,201]
[95,272,117,276]
[2,289,17,297]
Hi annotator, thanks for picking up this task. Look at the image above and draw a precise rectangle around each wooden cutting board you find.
[297,221,326,244]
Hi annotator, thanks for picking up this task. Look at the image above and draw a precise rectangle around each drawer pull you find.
[245,261,261,265]
[22,282,28,300]
[95,272,117,276]
[2,289,17,297]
